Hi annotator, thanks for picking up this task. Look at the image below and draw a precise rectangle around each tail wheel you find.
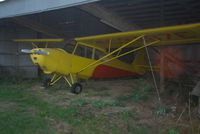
[71,83,82,94]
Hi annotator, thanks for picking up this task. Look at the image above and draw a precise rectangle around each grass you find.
[92,100,124,108]
[0,82,126,134]
[0,84,55,134]
[70,98,124,109]
[70,99,90,107]
[153,105,172,116]
[0,82,84,133]
[91,91,110,97]
[0,78,196,134]
[115,109,139,121]
[166,129,179,134]
[0,110,54,134]
[0,75,23,85]
[128,125,150,134]
[115,79,153,103]
[73,115,125,134]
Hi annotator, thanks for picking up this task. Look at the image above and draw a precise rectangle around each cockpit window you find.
[94,49,105,60]
[75,45,84,57]
[74,44,93,59]
[63,40,76,53]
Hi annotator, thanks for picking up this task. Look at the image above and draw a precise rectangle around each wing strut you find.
[93,40,159,68]
[77,35,160,74]
[77,35,144,73]
[143,37,161,102]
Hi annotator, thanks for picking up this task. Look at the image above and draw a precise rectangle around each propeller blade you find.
[35,50,49,55]
[21,49,49,55]
[21,49,32,54]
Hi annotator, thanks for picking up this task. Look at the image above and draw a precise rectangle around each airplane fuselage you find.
[30,48,145,79]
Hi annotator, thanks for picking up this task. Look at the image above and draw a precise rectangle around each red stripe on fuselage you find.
[91,65,139,79]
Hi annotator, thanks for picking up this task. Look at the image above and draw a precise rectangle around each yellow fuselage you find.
[30,48,146,79]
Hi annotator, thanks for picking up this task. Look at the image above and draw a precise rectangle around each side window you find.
[75,45,85,57]
[95,49,105,60]
[64,43,75,53]
[85,47,93,59]
[63,40,76,53]
[74,45,93,59]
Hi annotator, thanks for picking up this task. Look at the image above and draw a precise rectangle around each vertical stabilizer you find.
[132,49,148,75]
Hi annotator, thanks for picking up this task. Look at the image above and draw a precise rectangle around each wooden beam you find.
[159,51,165,93]
[78,3,138,31]
[132,17,199,25]
[128,13,194,22]
[101,0,146,8]
[118,8,160,16]
[124,13,160,20]
[109,1,177,12]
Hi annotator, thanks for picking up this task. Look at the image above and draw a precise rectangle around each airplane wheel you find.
[43,79,51,88]
[71,83,82,94]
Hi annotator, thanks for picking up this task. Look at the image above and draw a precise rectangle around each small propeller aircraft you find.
[14,23,200,94]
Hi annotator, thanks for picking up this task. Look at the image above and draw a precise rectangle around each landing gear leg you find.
[43,78,51,88]
[42,74,62,88]
[63,73,82,94]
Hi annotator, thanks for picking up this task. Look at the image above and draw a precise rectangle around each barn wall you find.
[0,25,38,78]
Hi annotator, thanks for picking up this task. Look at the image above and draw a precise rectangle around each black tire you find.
[42,79,51,88]
[71,83,82,94]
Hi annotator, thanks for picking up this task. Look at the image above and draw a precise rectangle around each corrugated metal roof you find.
[99,0,200,28]
[0,0,99,19]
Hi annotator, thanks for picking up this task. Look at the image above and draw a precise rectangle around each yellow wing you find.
[75,23,200,51]
[13,39,65,42]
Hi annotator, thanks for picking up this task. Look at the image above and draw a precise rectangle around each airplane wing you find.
[75,23,200,51]
[13,39,65,42]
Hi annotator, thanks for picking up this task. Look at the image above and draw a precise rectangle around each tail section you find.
[132,49,159,75]
[132,49,148,75]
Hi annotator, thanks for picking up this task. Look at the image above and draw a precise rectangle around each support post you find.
[160,51,165,93]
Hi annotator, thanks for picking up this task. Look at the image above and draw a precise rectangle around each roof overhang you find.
[0,0,99,19]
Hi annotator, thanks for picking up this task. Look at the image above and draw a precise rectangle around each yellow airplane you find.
[14,23,200,94]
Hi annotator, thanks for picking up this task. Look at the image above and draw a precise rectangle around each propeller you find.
[21,49,32,54]
[21,49,49,55]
